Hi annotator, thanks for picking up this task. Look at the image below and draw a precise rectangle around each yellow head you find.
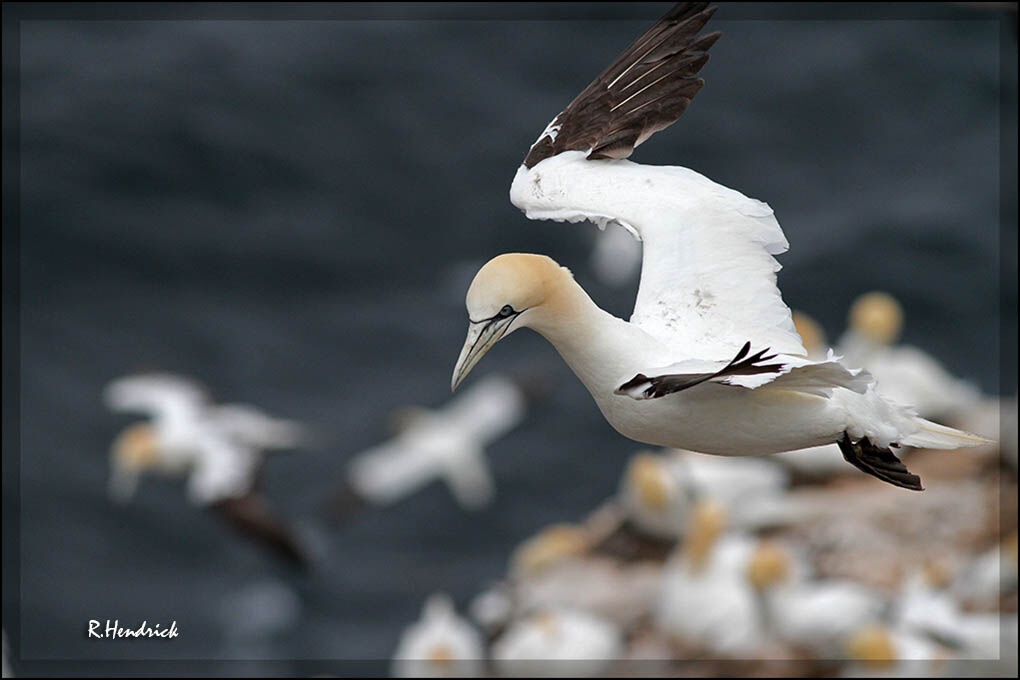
[111,423,160,470]
[510,523,590,577]
[451,253,573,391]
[684,499,727,573]
[747,541,791,590]
[626,453,675,511]
[849,291,903,345]
[845,625,897,668]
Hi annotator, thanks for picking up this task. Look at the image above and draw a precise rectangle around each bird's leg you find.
[836,433,923,491]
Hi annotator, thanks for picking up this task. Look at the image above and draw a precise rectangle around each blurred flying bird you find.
[331,372,548,522]
[104,373,310,565]
[450,2,991,490]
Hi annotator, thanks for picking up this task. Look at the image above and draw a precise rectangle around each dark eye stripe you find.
[467,303,522,326]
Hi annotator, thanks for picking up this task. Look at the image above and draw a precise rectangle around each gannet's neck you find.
[525,276,663,393]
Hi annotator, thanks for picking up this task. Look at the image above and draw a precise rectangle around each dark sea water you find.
[5,3,1017,674]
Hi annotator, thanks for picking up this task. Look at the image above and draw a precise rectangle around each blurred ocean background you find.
[5,2,1016,674]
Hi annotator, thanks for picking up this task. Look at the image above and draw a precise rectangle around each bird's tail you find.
[900,417,995,450]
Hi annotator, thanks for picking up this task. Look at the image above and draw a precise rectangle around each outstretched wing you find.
[523,2,721,168]
[103,373,209,422]
[210,403,306,450]
[511,153,807,360]
[510,3,805,361]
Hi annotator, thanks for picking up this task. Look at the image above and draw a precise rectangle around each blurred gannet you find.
[491,607,623,677]
[654,500,764,656]
[618,451,692,539]
[104,373,309,564]
[620,449,792,536]
[842,624,949,678]
[344,373,528,512]
[746,540,886,659]
[837,291,983,421]
[950,532,1019,611]
[450,2,990,491]
[392,594,484,678]
[510,523,592,577]
[895,572,1004,660]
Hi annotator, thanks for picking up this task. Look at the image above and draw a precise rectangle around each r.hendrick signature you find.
[87,619,179,639]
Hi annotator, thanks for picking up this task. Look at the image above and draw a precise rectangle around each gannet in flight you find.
[336,373,533,518]
[104,373,309,564]
[450,2,990,490]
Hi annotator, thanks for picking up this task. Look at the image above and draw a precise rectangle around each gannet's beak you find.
[451,318,514,392]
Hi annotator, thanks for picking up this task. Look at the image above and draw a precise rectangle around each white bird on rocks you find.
[895,571,1004,660]
[617,450,692,539]
[104,373,309,564]
[491,606,623,678]
[450,2,990,491]
[746,539,887,659]
[654,500,764,656]
[836,291,984,421]
[344,373,528,512]
[392,594,485,678]
[840,623,949,678]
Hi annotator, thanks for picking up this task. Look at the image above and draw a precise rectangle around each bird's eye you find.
[498,305,515,318]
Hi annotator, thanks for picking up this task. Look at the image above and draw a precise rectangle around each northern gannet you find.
[450,2,991,490]
[392,594,485,678]
[654,500,764,656]
[339,373,530,515]
[491,606,624,678]
[836,291,984,421]
[745,539,888,659]
[618,451,692,539]
[104,373,309,564]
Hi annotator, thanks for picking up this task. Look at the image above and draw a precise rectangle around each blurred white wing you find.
[441,445,495,510]
[103,373,209,431]
[510,152,806,361]
[210,403,306,450]
[187,434,261,505]
[439,374,526,443]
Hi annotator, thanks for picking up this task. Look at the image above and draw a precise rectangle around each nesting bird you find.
[104,373,308,564]
[745,539,888,659]
[491,606,623,677]
[392,594,485,678]
[618,451,692,539]
[836,291,983,421]
[654,500,764,656]
[450,2,990,491]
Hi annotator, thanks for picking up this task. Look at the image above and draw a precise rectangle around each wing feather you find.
[510,3,805,360]
[523,3,721,168]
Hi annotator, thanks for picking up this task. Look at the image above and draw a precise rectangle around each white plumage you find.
[104,373,303,505]
[392,594,484,678]
[451,3,990,490]
[348,374,525,510]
